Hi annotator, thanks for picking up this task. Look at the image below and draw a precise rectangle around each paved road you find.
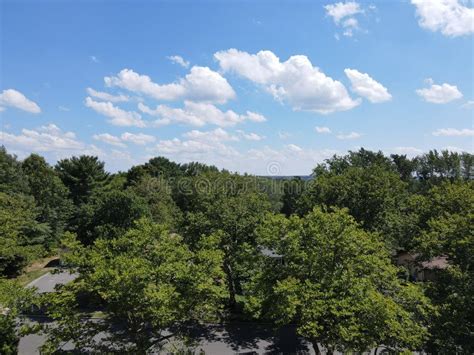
[27,270,78,293]
[20,323,317,354]
[19,272,384,354]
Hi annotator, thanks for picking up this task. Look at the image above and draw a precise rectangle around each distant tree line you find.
[0,146,472,353]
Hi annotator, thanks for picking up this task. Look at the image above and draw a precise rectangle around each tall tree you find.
[73,190,150,244]
[246,208,431,354]
[0,279,38,354]
[0,192,49,276]
[40,220,227,353]
[415,181,474,352]
[0,146,29,194]
[55,156,109,205]
[299,161,408,249]
[22,154,73,243]
[182,173,272,307]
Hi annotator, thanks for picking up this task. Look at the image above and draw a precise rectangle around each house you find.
[396,251,448,282]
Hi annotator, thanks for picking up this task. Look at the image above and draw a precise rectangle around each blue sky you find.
[1,0,473,174]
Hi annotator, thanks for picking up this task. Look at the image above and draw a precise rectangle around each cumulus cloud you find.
[278,131,292,140]
[392,146,424,157]
[286,144,303,152]
[85,97,146,127]
[411,0,474,37]
[138,101,266,127]
[0,89,41,113]
[315,126,332,134]
[325,1,362,23]
[86,88,130,102]
[236,130,265,141]
[93,132,156,147]
[461,100,474,109]
[324,1,370,37]
[168,55,190,68]
[214,49,360,114]
[93,133,127,147]
[0,124,85,152]
[183,128,238,142]
[154,137,239,158]
[416,80,463,103]
[344,69,392,103]
[432,128,474,136]
[120,132,156,145]
[336,131,362,140]
[104,66,235,104]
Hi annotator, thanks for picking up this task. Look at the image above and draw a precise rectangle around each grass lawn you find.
[16,255,59,286]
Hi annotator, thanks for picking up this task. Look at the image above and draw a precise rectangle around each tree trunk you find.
[223,260,236,308]
[311,339,322,355]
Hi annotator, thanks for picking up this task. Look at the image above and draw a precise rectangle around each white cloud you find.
[432,128,474,136]
[325,1,362,23]
[243,146,339,175]
[168,55,190,68]
[245,111,267,122]
[461,100,474,109]
[392,146,424,157]
[121,132,156,145]
[315,126,332,134]
[58,106,70,112]
[336,131,362,140]
[138,101,266,127]
[214,49,360,114]
[93,133,127,147]
[86,88,130,103]
[183,128,238,142]
[154,138,239,158]
[411,0,474,37]
[278,131,292,139]
[105,66,235,104]
[344,68,392,103]
[324,1,366,37]
[236,130,265,141]
[85,97,146,127]
[416,80,463,103]
[286,144,303,152]
[0,89,41,113]
[1,124,85,152]
[153,135,338,175]
[90,55,99,63]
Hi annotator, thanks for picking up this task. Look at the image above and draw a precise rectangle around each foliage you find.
[299,158,409,249]
[22,154,73,244]
[73,189,150,244]
[0,192,49,277]
[40,220,227,353]
[246,208,431,353]
[0,279,38,354]
[414,181,474,352]
[0,146,29,194]
[55,155,109,205]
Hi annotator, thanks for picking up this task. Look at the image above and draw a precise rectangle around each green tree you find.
[128,176,181,228]
[281,177,306,216]
[182,172,272,307]
[415,181,474,352]
[0,192,49,276]
[0,146,29,194]
[40,220,227,353]
[246,208,431,353]
[73,190,150,244]
[55,155,109,205]
[299,160,408,249]
[22,154,73,244]
[0,279,37,354]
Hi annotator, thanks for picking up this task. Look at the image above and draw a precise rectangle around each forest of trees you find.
[0,146,472,354]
